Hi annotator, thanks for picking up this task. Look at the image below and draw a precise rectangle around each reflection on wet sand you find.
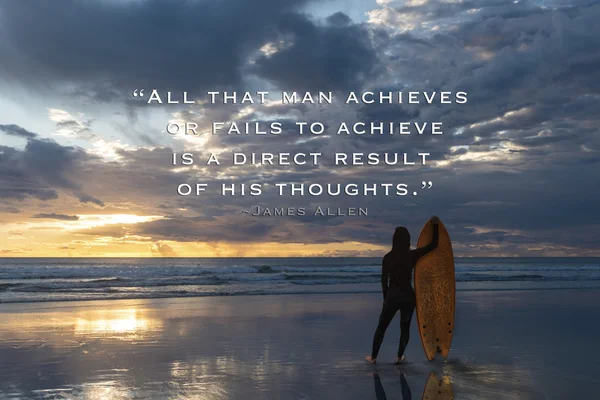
[1,303,163,342]
[373,371,413,400]
[1,291,598,399]
[373,370,453,400]
[439,358,539,398]
[1,297,340,399]
[422,372,454,400]
[74,308,160,337]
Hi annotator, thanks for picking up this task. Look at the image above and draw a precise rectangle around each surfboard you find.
[422,372,454,400]
[415,219,455,361]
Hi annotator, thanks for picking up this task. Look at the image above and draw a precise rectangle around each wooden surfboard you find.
[415,219,455,361]
[422,372,454,400]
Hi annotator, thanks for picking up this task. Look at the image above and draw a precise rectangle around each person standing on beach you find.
[366,216,440,364]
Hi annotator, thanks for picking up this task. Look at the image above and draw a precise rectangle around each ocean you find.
[1,257,599,303]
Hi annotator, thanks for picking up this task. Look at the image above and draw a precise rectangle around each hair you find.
[392,226,410,252]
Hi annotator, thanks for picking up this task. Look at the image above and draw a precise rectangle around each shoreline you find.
[3,285,600,306]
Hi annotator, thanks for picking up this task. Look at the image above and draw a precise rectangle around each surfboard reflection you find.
[422,372,454,399]
[373,371,453,400]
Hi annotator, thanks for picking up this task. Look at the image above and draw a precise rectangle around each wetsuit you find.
[370,223,439,359]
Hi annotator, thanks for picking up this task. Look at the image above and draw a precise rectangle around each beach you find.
[1,289,599,399]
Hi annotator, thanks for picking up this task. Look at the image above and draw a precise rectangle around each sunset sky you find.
[1,0,599,257]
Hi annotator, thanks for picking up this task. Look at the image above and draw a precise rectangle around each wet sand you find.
[1,289,599,399]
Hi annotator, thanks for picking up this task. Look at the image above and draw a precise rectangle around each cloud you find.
[0,124,38,139]
[149,241,177,257]
[134,217,277,243]
[0,125,105,206]
[31,213,79,221]
[77,193,105,207]
[251,12,380,91]
[0,144,60,202]
[0,206,21,214]
[0,249,25,254]
[455,201,518,207]
[0,0,379,99]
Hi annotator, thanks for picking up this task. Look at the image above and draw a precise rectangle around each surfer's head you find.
[392,226,410,251]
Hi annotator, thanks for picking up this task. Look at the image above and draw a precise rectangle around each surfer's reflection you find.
[373,371,453,400]
[373,371,412,400]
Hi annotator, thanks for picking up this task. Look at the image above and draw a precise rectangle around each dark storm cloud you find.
[364,1,600,136]
[0,145,60,202]
[0,126,105,206]
[31,213,80,221]
[0,0,379,98]
[0,124,38,139]
[252,12,380,91]
[326,12,352,26]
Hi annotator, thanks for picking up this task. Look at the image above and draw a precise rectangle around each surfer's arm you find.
[413,223,439,261]
[381,258,389,300]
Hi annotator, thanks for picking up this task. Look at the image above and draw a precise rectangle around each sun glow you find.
[75,308,161,336]
[76,214,163,229]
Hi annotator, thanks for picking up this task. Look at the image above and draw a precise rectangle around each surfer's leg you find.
[398,302,415,358]
[371,301,398,359]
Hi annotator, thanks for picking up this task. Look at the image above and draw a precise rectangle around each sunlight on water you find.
[0,301,163,344]
[74,308,161,337]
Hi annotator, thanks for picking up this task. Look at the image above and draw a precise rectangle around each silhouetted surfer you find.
[366,216,439,364]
